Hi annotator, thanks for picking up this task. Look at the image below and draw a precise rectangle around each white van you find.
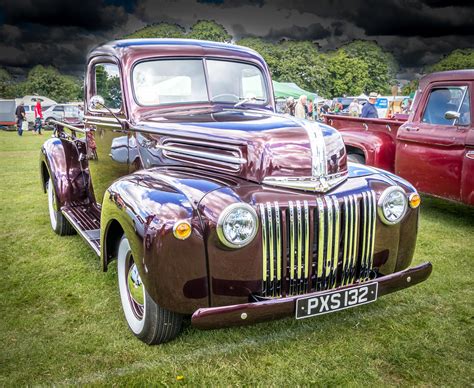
[15,96,57,127]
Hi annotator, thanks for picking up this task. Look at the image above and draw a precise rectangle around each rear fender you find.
[101,169,215,314]
[341,130,396,172]
[39,137,91,208]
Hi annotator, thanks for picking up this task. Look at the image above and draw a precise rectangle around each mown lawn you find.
[0,130,473,386]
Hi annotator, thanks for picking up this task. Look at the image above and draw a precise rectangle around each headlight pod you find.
[217,203,258,248]
[377,186,408,225]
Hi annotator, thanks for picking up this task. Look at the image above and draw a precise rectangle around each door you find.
[84,59,129,205]
[396,82,471,202]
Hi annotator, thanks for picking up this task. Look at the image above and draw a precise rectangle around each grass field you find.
[0,130,473,386]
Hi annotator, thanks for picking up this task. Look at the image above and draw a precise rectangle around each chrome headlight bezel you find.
[377,186,408,225]
[217,203,259,248]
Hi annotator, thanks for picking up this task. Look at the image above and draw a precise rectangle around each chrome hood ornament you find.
[263,118,348,192]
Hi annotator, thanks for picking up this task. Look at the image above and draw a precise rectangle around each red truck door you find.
[396,81,471,203]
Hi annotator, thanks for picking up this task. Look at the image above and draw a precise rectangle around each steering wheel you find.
[211,93,240,103]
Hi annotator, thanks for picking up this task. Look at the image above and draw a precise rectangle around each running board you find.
[62,204,101,256]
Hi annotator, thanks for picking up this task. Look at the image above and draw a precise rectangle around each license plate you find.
[295,283,378,319]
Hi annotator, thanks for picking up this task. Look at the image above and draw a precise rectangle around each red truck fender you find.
[340,130,397,172]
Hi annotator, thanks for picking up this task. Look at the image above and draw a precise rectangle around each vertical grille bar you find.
[350,194,360,284]
[274,201,282,284]
[331,196,341,287]
[326,197,334,284]
[368,191,377,274]
[296,201,303,290]
[266,202,275,295]
[259,204,268,295]
[288,201,296,295]
[360,192,368,281]
[341,196,350,285]
[303,200,310,293]
[316,197,326,290]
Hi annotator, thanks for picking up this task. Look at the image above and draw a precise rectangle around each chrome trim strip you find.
[303,200,310,281]
[352,194,360,284]
[332,196,340,287]
[316,197,325,289]
[259,204,268,295]
[263,172,347,193]
[49,119,86,133]
[342,196,350,285]
[275,202,282,282]
[85,120,122,129]
[296,200,303,282]
[161,144,247,165]
[288,201,296,293]
[368,190,377,277]
[361,192,369,280]
[266,202,275,295]
[326,196,334,286]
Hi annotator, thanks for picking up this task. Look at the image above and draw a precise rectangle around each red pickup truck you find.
[325,70,474,206]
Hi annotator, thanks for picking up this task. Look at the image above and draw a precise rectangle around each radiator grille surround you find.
[259,190,377,298]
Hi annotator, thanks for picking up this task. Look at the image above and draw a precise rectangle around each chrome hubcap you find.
[126,256,144,319]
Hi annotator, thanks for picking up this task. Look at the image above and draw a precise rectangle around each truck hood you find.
[133,107,347,192]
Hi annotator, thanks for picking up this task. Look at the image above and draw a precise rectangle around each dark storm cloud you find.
[0,0,473,80]
[1,0,129,29]
[265,23,331,41]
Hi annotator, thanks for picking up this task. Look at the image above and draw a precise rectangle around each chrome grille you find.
[260,190,377,297]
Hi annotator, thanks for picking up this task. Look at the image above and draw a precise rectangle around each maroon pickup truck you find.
[325,70,474,206]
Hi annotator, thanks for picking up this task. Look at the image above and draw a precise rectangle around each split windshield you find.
[132,59,268,106]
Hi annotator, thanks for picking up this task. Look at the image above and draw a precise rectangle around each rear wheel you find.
[347,153,365,164]
[47,178,75,235]
[117,236,183,345]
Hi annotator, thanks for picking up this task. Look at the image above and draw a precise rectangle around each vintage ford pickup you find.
[40,39,432,344]
[325,70,474,206]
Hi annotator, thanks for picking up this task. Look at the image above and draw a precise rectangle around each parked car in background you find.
[44,104,84,129]
[325,70,474,206]
[0,99,17,129]
[39,39,432,345]
[16,96,56,127]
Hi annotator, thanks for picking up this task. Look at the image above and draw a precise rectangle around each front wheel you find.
[117,236,183,345]
[47,179,75,235]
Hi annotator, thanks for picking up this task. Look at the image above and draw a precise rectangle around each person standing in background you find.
[361,92,379,118]
[34,101,43,135]
[284,97,296,116]
[308,99,313,120]
[295,95,307,119]
[15,102,26,136]
[348,98,361,117]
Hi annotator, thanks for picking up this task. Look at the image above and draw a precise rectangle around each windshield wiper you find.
[234,97,266,108]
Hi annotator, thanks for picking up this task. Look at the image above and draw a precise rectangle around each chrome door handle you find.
[405,126,419,131]
[466,151,474,160]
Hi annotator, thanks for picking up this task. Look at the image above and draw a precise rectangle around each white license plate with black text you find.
[295,283,378,319]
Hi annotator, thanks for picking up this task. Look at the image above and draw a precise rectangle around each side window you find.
[94,63,122,110]
[422,86,469,126]
[53,106,64,112]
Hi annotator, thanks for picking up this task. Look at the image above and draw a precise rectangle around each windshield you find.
[132,59,268,106]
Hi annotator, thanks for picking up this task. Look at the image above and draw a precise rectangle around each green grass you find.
[0,130,473,386]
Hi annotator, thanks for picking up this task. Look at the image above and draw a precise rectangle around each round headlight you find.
[217,203,258,248]
[377,186,408,225]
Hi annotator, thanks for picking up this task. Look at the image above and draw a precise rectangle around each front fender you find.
[341,131,396,172]
[101,168,217,314]
[39,137,90,208]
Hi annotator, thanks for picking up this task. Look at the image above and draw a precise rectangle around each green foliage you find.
[325,50,370,97]
[188,20,231,42]
[401,79,419,96]
[18,65,82,103]
[0,68,16,98]
[341,40,397,94]
[126,23,185,39]
[95,65,121,109]
[427,49,474,72]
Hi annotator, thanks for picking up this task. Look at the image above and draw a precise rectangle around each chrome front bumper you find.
[191,262,432,329]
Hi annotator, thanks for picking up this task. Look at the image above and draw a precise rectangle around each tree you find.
[0,68,16,98]
[126,23,185,39]
[21,65,82,102]
[237,37,282,77]
[325,50,370,97]
[427,49,474,72]
[188,20,231,42]
[341,40,397,94]
[401,79,419,96]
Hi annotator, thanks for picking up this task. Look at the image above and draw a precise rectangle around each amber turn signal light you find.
[173,221,192,240]
[409,193,421,209]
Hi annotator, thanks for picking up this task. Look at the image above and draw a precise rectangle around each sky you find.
[0,0,473,80]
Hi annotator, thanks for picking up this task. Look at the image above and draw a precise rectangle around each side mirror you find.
[444,111,460,120]
[89,95,105,110]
